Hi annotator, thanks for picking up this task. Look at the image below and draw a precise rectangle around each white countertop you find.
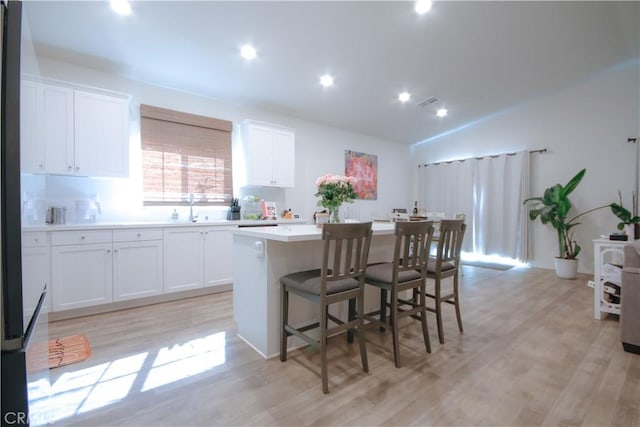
[232,222,396,242]
[22,218,308,232]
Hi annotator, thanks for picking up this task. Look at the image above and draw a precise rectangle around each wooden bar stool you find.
[279,222,373,394]
[425,219,466,344]
[362,221,435,367]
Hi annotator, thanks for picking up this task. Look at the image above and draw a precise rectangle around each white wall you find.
[22,56,412,225]
[411,60,640,274]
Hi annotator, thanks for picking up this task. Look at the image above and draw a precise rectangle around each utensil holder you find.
[227,207,241,221]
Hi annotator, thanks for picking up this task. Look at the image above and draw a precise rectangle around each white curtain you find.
[418,160,473,252]
[417,150,530,260]
[472,151,529,259]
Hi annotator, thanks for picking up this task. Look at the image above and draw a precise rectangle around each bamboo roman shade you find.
[140,105,233,206]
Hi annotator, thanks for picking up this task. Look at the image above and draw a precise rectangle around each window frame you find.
[140,105,233,207]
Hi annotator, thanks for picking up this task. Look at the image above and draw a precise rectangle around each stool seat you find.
[281,269,359,296]
[365,262,421,285]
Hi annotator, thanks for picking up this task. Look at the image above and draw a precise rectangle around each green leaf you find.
[611,203,632,222]
[562,169,586,197]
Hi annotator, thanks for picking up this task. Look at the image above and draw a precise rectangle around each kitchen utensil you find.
[46,207,66,225]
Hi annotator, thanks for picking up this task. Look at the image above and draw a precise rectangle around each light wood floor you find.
[39,266,639,427]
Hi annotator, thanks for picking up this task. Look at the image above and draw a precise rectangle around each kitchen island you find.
[232,223,396,359]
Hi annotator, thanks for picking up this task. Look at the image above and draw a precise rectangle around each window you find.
[140,105,233,206]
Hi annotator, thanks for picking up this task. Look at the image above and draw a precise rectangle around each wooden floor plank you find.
[37,266,639,427]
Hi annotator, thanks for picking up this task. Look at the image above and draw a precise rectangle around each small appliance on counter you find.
[45,207,66,225]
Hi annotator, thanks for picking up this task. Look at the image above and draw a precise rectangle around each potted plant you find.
[523,169,611,279]
[610,190,640,239]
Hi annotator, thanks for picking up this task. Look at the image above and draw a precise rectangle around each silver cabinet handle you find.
[68,165,73,170]
[80,236,86,239]
[107,249,111,253]
[75,166,80,171]
[39,163,43,168]
[137,233,142,237]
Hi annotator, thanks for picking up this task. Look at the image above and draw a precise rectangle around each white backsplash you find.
[21,173,293,225]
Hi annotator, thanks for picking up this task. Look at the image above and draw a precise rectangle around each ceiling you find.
[22,1,640,146]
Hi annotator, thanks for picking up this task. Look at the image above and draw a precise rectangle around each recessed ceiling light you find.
[415,0,433,15]
[398,92,411,103]
[320,74,334,88]
[240,45,257,60]
[110,0,132,15]
[436,108,448,117]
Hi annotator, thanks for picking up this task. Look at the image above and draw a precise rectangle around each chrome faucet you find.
[189,193,198,222]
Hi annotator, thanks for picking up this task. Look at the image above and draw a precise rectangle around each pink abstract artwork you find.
[345,150,377,200]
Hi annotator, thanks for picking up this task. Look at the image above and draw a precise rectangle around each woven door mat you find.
[27,334,92,371]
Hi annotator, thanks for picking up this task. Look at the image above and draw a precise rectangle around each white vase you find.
[554,258,578,279]
[625,224,635,240]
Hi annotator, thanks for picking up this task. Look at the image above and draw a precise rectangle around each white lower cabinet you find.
[51,242,113,311]
[22,232,51,317]
[113,228,163,301]
[203,227,233,287]
[33,224,233,314]
[163,228,205,293]
[164,226,234,293]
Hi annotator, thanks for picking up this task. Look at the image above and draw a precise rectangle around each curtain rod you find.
[418,148,547,168]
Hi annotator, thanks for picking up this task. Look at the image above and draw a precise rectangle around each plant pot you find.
[554,258,578,279]
[624,224,633,240]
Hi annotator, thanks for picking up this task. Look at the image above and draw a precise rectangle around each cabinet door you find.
[51,243,113,311]
[74,90,129,177]
[163,228,204,293]
[40,83,75,175]
[22,246,51,317]
[113,240,163,301]
[271,128,295,187]
[203,228,233,288]
[245,123,274,186]
[20,80,43,173]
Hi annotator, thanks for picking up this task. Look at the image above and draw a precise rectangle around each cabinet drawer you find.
[22,231,49,247]
[113,228,163,242]
[51,230,112,246]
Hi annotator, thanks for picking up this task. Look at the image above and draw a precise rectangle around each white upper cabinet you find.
[74,90,129,177]
[20,79,130,177]
[240,120,295,187]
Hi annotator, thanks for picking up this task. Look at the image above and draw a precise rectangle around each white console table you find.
[592,238,627,319]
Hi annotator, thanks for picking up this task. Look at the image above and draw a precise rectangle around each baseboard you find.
[49,283,232,321]
[622,341,640,355]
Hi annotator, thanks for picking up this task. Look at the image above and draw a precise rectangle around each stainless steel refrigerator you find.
[1,1,49,426]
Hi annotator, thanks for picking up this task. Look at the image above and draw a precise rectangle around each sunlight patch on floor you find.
[29,332,226,425]
[142,332,226,391]
[461,252,528,268]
